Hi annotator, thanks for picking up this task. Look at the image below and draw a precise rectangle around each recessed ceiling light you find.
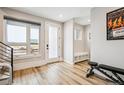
[88,19,91,22]
[59,14,63,18]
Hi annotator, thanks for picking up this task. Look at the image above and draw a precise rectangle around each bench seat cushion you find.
[99,64,124,75]
[88,62,98,66]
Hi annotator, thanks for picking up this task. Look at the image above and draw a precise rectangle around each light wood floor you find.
[13,61,113,85]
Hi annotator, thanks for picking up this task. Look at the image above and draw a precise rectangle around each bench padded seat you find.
[99,64,124,75]
[88,62,98,66]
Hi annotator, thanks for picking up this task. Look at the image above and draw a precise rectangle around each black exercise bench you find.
[86,62,124,85]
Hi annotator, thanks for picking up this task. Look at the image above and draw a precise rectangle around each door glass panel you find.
[48,26,58,58]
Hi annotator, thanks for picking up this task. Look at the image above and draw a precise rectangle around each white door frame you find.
[45,22,61,63]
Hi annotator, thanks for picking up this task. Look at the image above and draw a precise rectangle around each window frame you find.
[5,20,41,57]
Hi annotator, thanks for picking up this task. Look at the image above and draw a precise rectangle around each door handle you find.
[46,44,49,47]
[46,44,49,50]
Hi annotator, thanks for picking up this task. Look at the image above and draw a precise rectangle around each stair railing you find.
[0,41,13,83]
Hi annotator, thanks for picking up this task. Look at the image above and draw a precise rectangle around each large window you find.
[6,20,40,56]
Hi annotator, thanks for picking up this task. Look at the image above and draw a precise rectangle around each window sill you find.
[14,54,41,60]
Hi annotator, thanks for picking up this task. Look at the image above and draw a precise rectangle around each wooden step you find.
[0,74,10,80]
[0,66,10,80]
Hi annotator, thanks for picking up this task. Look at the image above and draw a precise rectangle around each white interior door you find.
[45,23,60,63]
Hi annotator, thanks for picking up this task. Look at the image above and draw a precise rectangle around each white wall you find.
[91,7,124,68]
[84,25,91,53]
[64,19,74,64]
[0,9,5,41]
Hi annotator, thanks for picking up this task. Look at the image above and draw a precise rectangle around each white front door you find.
[45,22,61,63]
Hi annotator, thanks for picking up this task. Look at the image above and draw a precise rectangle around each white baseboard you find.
[60,57,64,62]
[13,60,46,71]
[13,57,64,71]
[13,56,65,71]
[63,60,74,65]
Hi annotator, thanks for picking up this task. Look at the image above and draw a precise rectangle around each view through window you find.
[30,26,40,54]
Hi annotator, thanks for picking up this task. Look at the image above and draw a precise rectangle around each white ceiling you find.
[9,7,92,25]
[74,16,91,25]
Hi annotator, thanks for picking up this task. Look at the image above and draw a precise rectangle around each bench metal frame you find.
[86,65,124,85]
